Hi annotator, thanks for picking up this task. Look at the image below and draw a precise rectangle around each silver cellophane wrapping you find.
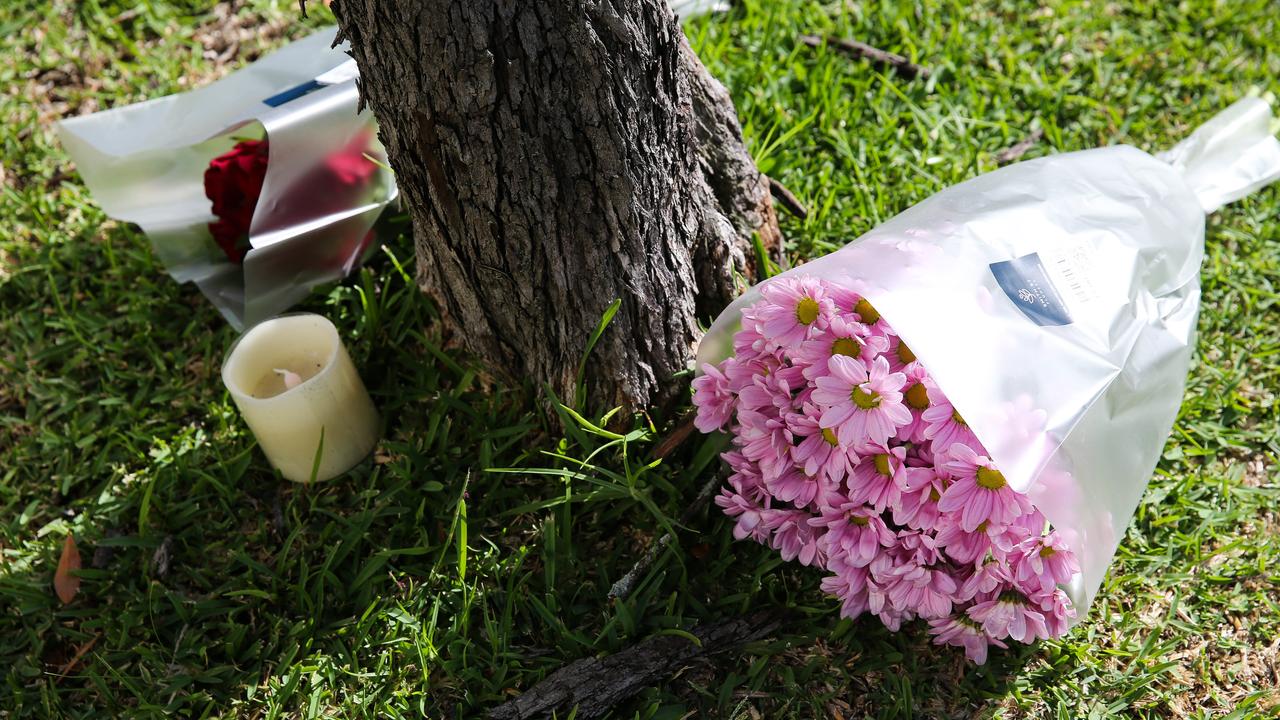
[698,98,1280,617]
[57,28,397,329]
[56,1,724,329]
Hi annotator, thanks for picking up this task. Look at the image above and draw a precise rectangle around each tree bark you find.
[333,0,779,414]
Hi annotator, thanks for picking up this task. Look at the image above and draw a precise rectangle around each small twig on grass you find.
[487,610,784,720]
[995,126,1045,165]
[767,176,809,220]
[54,633,101,682]
[609,470,724,601]
[799,35,932,81]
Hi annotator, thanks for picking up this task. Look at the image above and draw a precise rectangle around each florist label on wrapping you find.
[989,253,1072,327]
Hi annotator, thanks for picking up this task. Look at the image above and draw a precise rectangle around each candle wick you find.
[273,368,303,390]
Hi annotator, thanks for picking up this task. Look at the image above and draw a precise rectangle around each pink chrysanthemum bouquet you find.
[692,99,1280,664]
[693,276,1077,663]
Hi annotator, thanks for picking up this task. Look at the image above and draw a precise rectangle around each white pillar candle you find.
[221,313,379,482]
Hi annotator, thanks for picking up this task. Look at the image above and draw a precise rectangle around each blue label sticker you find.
[263,79,325,108]
[990,253,1072,326]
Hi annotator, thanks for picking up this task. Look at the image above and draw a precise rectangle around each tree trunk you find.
[333,0,779,414]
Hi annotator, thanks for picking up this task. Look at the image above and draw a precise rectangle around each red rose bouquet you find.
[204,130,380,266]
[57,28,397,328]
[205,139,270,264]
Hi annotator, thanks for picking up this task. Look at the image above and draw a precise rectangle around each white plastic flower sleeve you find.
[57,28,397,329]
[698,97,1280,617]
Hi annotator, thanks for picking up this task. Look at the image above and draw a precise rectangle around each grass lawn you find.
[3,0,1279,717]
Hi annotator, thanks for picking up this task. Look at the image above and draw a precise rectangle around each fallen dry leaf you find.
[54,534,81,604]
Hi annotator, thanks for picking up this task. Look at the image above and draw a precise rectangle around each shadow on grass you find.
[511,529,1050,719]
[1,220,530,715]
[3,221,1059,719]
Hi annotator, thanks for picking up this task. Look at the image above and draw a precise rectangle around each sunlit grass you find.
[2,0,1278,717]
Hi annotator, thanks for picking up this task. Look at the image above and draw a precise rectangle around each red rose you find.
[269,129,381,271]
[203,131,380,268]
[323,134,380,187]
[204,139,269,264]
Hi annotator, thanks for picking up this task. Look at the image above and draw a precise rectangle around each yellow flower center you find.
[998,590,1027,604]
[977,520,989,533]
[905,383,930,410]
[951,409,968,427]
[897,341,916,364]
[821,428,839,447]
[873,453,892,477]
[854,298,880,324]
[796,297,820,325]
[848,514,870,527]
[831,337,861,358]
[976,467,1006,490]
[851,386,881,410]
[1039,546,1057,558]
[928,488,941,502]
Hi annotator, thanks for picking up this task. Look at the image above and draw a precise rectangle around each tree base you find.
[335,0,780,414]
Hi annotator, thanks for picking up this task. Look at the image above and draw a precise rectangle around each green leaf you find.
[574,298,622,410]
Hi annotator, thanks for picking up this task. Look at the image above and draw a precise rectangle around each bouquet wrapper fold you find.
[57,28,397,329]
[699,98,1280,617]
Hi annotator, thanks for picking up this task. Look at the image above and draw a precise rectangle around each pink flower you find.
[731,318,768,357]
[996,394,1049,444]
[753,277,833,349]
[826,283,864,316]
[886,335,919,373]
[767,509,824,566]
[846,444,906,512]
[922,396,983,455]
[691,362,735,433]
[813,355,910,447]
[737,369,796,415]
[892,467,945,530]
[889,528,945,567]
[845,292,888,331]
[933,515,1007,565]
[724,352,779,393]
[1028,466,1083,517]
[812,471,851,510]
[821,559,874,620]
[967,591,1050,643]
[1037,587,1077,637]
[788,407,856,483]
[875,606,913,632]
[895,365,933,443]
[721,451,769,505]
[811,502,895,568]
[693,274,1078,660]
[773,362,808,394]
[928,615,1006,665]
[938,444,1033,532]
[714,486,771,544]
[905,441,938,468]
[1009,507,1048,537]
[882,558,957,619]
[1012,533,1079,594]
[765,465,820,508]
[737,409,791,479]
[795,315,887,380]
[957,557,1012,602]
